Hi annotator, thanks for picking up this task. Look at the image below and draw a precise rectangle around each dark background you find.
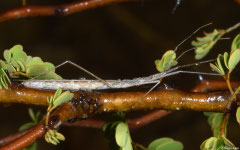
[0,0,240,149]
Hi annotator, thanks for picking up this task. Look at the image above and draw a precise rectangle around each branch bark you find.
[0,0,135,22]
[0,79,239,149]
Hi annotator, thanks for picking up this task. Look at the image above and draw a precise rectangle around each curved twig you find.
[0,124,45,150]
[0,0,136,22]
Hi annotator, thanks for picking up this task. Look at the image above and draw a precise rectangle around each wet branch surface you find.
[0,0,136,22]
[0,79,240,149]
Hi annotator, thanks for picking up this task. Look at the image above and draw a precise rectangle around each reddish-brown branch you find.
[0,127,33,147]
[0,124,45,150]
[0,0,135,22]
[63,110,171,129]
[127,110,171,129]
[191,80,239,92]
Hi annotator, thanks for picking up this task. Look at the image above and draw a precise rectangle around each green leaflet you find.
[115,122,132,150]
[236,107,240,124]
[210,49,240,75]
[210,54,225,75]
[204,112,225,137]
[192,29,221,60]
[228,49,240,72]
[9,44,23,53]
[148,137,183,150]
[231,33,240,52]
[155,50,178,72]
[3,50,11,62]
[26,64,49,77]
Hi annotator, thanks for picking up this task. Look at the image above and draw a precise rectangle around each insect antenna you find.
[172,0,182,14]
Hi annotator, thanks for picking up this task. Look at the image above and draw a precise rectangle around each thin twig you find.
[0,0,136,22]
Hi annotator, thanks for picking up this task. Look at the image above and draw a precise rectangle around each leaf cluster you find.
[192,29,222,60]
[203,112,226,137]
[0,45,62,89]
[44,88,73,145]
[47,88,74,110]
[210,33,240,75]
[45,129,65,145]
[155,50,178,72]
[201,113,235,150]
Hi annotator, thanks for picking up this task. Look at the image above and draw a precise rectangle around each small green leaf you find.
[223,52,229,69]
[193,29,221,60]
[26,56,33,65]
[155,50,177,72]
[216,54,225,74]
[36,71,62,80]
[28,108,36,123]
[9,45,23,53]
[6,64,16,74]
[231,33,240,52]
[212,138,224,150]
[115,122,129,147]
[26,60,44,68]
[156,141,183,150]
[53,91,74,108]
[12,51,27,62]
[48,129,55,136]
[3,50,11,62]
[51,136,60,144]
[196,30,219,42]
[228,49,240,72]
[26,64,48,77]
[32,57,42,62]
[1,75,8,89]
[195,42,215,60]
[191,41,207,47]
[148,138,174,150]
[48,137,58,145]
[200,139,208,150]
[205,137,216,149]
[47,96,53,105]
[206,113,225,137]
[210,63,224,75]
[10,58,20,70]
[236,107,240,124]
[44,62,55,72]
[53,88,62,100]
[16,60,26,72]
[0,60,7,70]
[55,132,65,141]
[148,137,183,150]
[123,135,132,150]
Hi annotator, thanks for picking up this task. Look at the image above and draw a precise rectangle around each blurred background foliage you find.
[0,0,240,149]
